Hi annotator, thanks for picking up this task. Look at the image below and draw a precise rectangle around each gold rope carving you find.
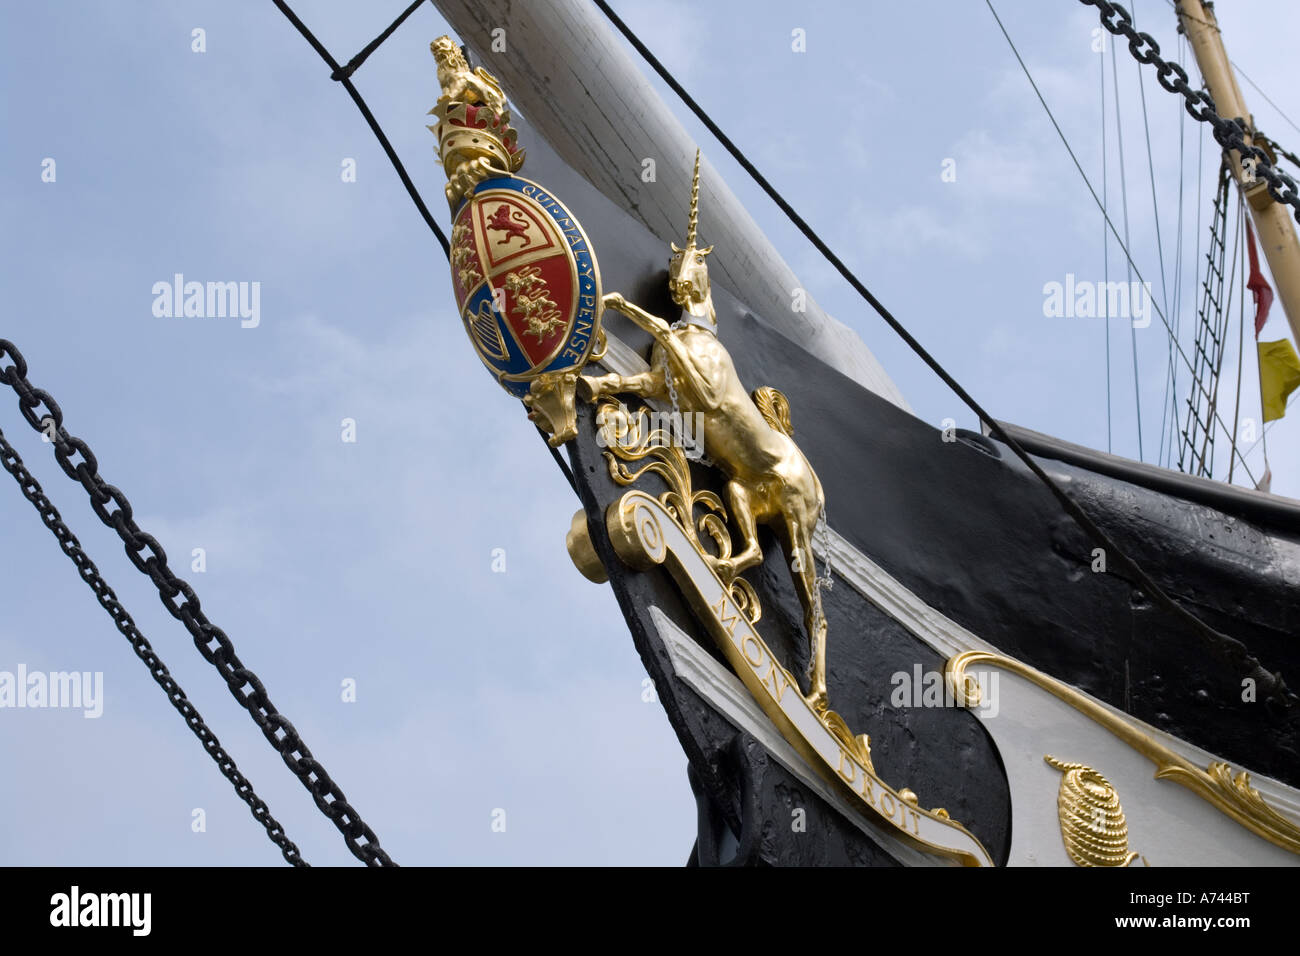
[1044,755,1141,867]
[947,650,1300,856]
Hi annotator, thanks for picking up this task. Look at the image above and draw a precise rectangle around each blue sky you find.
[2,0,1298,865]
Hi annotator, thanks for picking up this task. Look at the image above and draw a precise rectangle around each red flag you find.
[1246,221,1275,337]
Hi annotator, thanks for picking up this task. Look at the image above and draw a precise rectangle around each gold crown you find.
[428,35,525,209]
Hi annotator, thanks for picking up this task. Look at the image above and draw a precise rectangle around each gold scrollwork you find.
[600,482,990,864]
[595,399,981,854]
[597,399,760,624]
[822,709,875,776]
[947,649,1300,856]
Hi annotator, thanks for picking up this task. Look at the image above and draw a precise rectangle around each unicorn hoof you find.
[576,375,602,403]
[707,557,736,582]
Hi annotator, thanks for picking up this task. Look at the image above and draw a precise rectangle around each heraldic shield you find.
[450,175,602,398]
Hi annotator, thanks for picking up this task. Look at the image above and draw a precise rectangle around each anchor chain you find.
[1081,0,1300,224]
[0,338,396,867]
[0,426,307,866]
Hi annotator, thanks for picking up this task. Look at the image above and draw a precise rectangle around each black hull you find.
[515,112,1300,864]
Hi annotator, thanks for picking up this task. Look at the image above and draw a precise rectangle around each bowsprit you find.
[430,36,605,445]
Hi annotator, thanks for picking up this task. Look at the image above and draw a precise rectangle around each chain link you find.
[0,426,309,866]
[816,504,833,594]
[803,504,834,683]
[0,338,396,867]
[1082,0,1300,222]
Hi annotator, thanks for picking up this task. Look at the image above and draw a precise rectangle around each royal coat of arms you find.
[427,33,997,866]
[448,178,601,396]
[430,36,603,444]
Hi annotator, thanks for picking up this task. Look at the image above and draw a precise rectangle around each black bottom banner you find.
[0,864,1283,941]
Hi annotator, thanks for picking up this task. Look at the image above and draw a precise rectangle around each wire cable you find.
[1111,34,1145,461]
[1134,3,1173,353]
[1229,213,1247,483]
[1180,112,1206,470]
[1233,61,1300,139]
[983,1,1256,484]
[1167,42,1189,469]
[272,0,449,256]
[1156,0,1300,139]
[1159,28,1190,468]
[1101,41,1114,453]
[593,0,1287,710]
[331,0,425,81]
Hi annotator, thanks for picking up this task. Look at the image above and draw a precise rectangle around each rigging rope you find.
[590,0,1290,716]
[0,428,308,866]
[1162,49,1188,471]
[272,0,449,256]
[1257,389,1273,487]
[983,0,1257,484]
[5,0,1293,867]
[330,0,425,82]
[1131,2,1176,467]
[1232,61,1300,140]
[1178,112,1206,470]
[1110,34,1145,461]
[1259,134,1300,175]
[1180,163,1233,476]
[1101,39,1113,453]
[0,0,564,866]
[0,339,397,866]
[1133,3,1173,334]
[270,0,578,489]
[1083,0,1300,224]
[1228,210,1247,484]
[1201,187,1244,475]
[1237,394,1295,469]
[1152,29,1184,469]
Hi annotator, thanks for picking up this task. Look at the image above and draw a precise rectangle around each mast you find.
[1177,0,1300,347]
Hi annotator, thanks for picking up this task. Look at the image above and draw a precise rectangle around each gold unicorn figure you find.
[580,151,831,711]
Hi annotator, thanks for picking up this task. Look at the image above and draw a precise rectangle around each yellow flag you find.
[1259,338,1300,422]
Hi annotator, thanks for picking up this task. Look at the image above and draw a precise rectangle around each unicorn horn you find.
[685,148,701,248]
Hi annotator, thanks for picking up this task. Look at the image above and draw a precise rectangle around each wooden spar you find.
[1178,0,1300,347]
[430,0,910,411]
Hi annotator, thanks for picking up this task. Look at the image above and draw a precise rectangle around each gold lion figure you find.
[430,36,506,115]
